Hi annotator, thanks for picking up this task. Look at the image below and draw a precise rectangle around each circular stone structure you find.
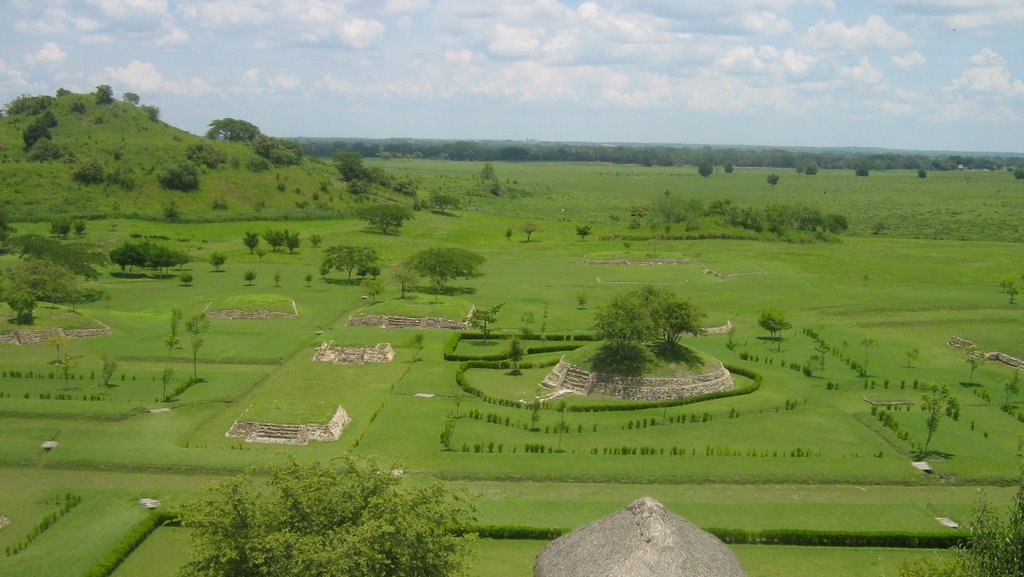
[541,358,734,402]
[534,497,747,577]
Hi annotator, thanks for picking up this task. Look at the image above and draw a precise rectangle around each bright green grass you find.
[351,294,475,321]
[208,293,295,313]
[1,304,106,331]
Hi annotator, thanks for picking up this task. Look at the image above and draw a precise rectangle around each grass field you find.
[2,160,1023,577]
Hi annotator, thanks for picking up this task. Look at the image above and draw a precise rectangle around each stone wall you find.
[541,358,734,402]
[347,306,476,330]
[225,406,350,445]
[0,326,111,345]
[987,352,1024,371]
[585,258,690,265]
[312,342,394,364]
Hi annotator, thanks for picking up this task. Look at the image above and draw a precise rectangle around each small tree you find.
[243,271,256,286]
[529,400,541,431]
[48,333,69,364]
[917,169,927,178]
[304,273,313,287]
[905,348,919,368]
[274,271,282,287]
[208,252,226,271]
[242,231,260,254]
[101,354,118,386]
[185,313,210,381]
[1001,278,1019,305]
[576,292,587,310]
[392,264,418,299]
[508,336,524,375]
[766,174,780,186]
[697,161,713,177]
[362,278,383,303]
[1004,371,1020,409]
[965,345,982,384]
[861,337,878,377]
[471,304,504,343]
[308,234,322,248]
[180,272,193,286]
[409,334,424,363]
[921,383,955,453]
[162,309,182,400]
[521,222,541,242]
[58,352,81,391]
[504,227,512,242]
[440,412,456,450]
[758,309,792,351]
[575,225,592,241]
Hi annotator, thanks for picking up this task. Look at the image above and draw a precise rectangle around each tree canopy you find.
[323,245,381,280]
[205,118,262,142]
[357,204,413,235]
[179,457,475,577]
[406,247,485,294]
[0,257,79,323]
[594,285,705,364]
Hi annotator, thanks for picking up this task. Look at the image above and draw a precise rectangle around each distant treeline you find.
[296,138,1023,171]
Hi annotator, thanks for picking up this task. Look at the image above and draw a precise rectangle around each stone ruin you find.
[347,305,476,330]
[541,358,734,402]
[0,326,111,345]
[312,342,394,365]
[225,405,350,446]
[584,258,690,266]
[949,336,1024,369]
[205,300,299,320]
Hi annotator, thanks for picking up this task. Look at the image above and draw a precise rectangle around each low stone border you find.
[949,336,1023,369]
[701,265,767,280]
[347,305,476,330]
[541,358,734,402]
[0,326,111,345]
[312,342,394,364]
[206,300,299,320]
[585,258,690,265]
[225,405,350,446]
[863,397,916,407]
[0,515,9,530]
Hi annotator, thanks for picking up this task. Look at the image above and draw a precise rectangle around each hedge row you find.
[444,333,590,361]
[82,511,178,577]
[708,528,967,549]
[459,525,964,548]
[454,359,561,407]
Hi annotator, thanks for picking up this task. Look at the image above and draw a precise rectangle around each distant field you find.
[2,159,1023,577]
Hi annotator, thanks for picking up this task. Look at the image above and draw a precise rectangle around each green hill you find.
[0,90,397,222]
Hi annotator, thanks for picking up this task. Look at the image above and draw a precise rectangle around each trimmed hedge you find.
[444,332,584,361]
[461,525,567,540]
[708,528,967,549]
[82,511,178,577]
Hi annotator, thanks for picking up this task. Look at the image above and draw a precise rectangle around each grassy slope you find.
[0,92,382,221]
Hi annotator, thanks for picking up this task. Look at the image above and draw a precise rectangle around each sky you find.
[1,0,1023,153]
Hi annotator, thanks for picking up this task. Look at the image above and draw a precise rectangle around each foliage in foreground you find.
[178,456,476,577]
[901,470,1024,577]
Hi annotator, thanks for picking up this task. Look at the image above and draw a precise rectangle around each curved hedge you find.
[454,361,762,412]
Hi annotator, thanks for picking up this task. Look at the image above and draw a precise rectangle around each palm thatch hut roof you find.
[534,497,747,577]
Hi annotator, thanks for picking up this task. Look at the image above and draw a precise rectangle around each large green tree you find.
[406,247,485,294]
[594,286,704,360]
[357,204,413,235]
[179,457,474,577]
[205,118,262,142]
[323,245,380,280]
[1,258,79,323]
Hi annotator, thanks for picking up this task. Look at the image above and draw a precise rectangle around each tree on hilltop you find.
[205,118,262,142]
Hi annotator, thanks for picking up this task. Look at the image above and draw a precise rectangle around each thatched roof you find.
[534,497,747,577]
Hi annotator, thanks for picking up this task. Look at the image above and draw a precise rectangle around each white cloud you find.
[182,1,272,27]
[948,49,1024,97]
[88,0,169,20]
[25,41,68,66]
[716,45,817,77]
[270,74,301,92]
[383,0,431,15]
[804,15,912,51]
[841,56,885,84]
[489,24,544,57]
[337,18,386,48]
[891,50,926,69]
[103,59,216,96]
[723,11,794,35]
[154,24,190,47]
[887,0,1024,32]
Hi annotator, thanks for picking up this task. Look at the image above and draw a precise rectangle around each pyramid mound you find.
[534,497,746,577]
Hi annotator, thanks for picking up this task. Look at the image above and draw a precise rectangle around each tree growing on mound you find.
[205,118,262,142]
[178,457,475,577]
[594,286,705,366]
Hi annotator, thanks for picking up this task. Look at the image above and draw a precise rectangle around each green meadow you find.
[1,159,1023,577]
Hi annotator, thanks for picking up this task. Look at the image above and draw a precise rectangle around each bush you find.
[81,512,176,577]
[157,161,200,191]
[73,159,106,184]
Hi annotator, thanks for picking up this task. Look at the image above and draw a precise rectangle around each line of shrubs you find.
[81,511,178,577]
[444,332,588,361]
[4,493,81,557]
